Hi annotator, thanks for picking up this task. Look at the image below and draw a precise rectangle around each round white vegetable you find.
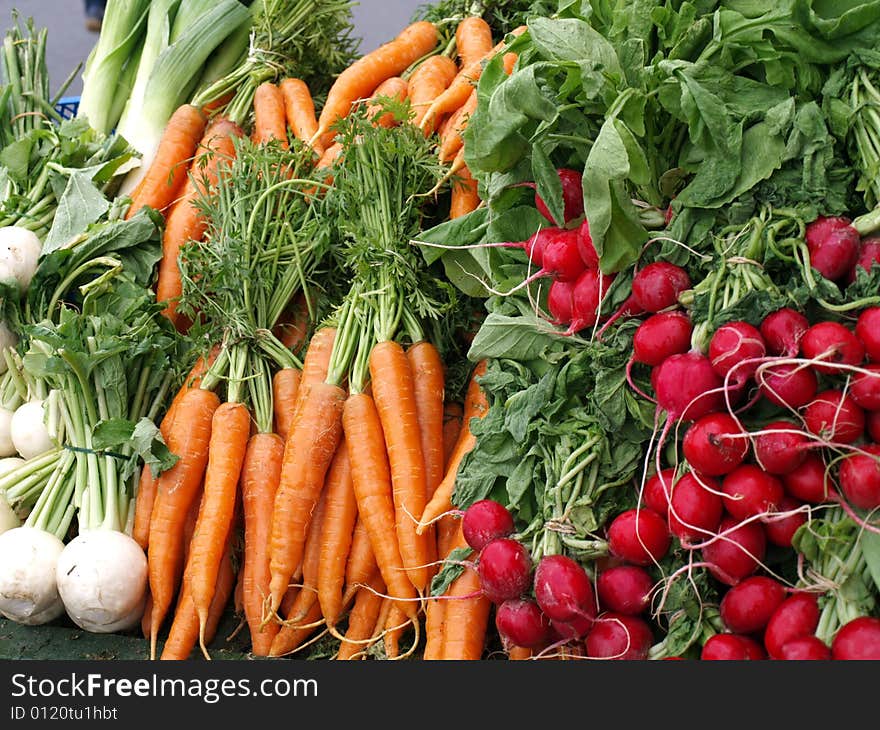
[11,400,54,460]
[55,529,148,633]
[0,525,65,625]
[0,406,17,457]
[0,320,17,375]
[0,226,42,293]
[0,493,19,534]
[0,456,24,477]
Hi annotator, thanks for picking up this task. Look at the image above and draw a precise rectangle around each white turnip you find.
[0,525,65,625]
[10,400,54,460]
[0,226,42,294]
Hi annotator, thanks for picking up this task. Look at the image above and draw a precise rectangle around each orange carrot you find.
[291,327,337,428]
[160,535,236,660]
[508,646,534,660]
[147,387,220,660]
[369,340,429,594]
[442,401,463,468]
[450,162,480,219]
[422,591,445,660]
[252,82,289,149]
[127,104,207,220]
[503,50,518,74]
[184,400,250,658]
[272,368,301,443]
[383,603,410,659]
[455,16,494,69]
[282,485,329,625]
[335,573,386,660]
[316,439,358,631]
[440,527,489,660]
[315,141,343,172]
[341,516,379,607]
[342,392,419,620]
[165,344,223,423]
[365,76,409,128]
[272,291,311,356]
[156,118,244,330]
[200,91,234,115]
[268,599,324,657]
[241,432,284,657]
[417,360,488,533]
[438,88,477,163]
[313,21,439,149]
[132,466,158,551]
[267,381,346,615]
[419,26,526,133]
[407,55,458,131]
[280,78,323,156]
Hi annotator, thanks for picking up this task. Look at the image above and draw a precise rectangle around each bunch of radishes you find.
[805,215,880,286]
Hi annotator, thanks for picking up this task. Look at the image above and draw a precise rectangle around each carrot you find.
[279,78,323,155]
[407,55,458,131]
[233,566,244,615]
[315,141,343,171]
[252,82,289,149]
[316,439,358,631]
[342,392,419,620]
[422,591,445,660]
[147,387,220,660]
[508,645,534,660]
[502,51,518,75]
[442,401,463,468]
[365,76,409,128]
[291,327,337,428]
[438,88,477,163]
[268,599,324,657]
[440,527,490,660]
[267,381,346,615]
[166,344,223,423]
[419,26,526,133]
[160,535,236,660]
[313,21,439,149]
[449,162,480,219]
[281,485,329,625]
[341,516,379,607]
[272,290,311,355]
[241,432,284,657]
[369,340,430,594]
[156,118,244,329]
[383,603,410,659]
[455,16,494,69]
[272,368,301,443]
[126,104,207,220]
[335,573,386,660]
[200,91,234,115]
[417,360,488,534]
[184,400,251,658]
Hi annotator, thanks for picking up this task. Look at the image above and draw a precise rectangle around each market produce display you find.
[1,0,880,661]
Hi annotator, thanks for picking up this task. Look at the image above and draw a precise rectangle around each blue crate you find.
[54,95,80,120]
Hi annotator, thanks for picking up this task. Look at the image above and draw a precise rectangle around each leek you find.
[77,0,150,134]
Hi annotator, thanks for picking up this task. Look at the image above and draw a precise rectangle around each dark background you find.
[0,0,429,97]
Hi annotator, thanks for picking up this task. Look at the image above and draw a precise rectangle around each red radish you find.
[477,538,533,604]
[763,592,820,659]
[494,226,562,268]
[708,321,767,385]
[632,311,693,367]
[760,308,809,356]
[606,508,671,566]
[757,362,818,409]
[850,365,880,411]
[567,269,615,333]
[763,497,807,548]
[664,204,674,226]
[779,635,830,660]
[805,215,860,282]
[631,262,691,313]
[753,420,809,475]
[850,237,880,282]
[720,464,784,521]
[546,279,575,326]
[702,515,766,586]
[584,612,653,660]
[461,499,515,553]
[837,444,880,511]
[800,322,864,375]
[831,616,880,660]
[533,554,596,624]
[541,229,587,282]
[782,453,834,504]
[576,219,598,269]
[668,472,724,544]
[643,468,676,515]
[495,598,552,649]
[870,410,880,442]
[652,352,724,423]
[551,612,594,641]
[803,390,865,445]
[682,413,749,477]
[596,565,653,615]
[719,575,786,634]
[856,307,880,362]
[701,633,763,660]
[531,168,584,226]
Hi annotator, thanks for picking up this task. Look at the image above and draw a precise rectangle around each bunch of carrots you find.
[119,15,523,661]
